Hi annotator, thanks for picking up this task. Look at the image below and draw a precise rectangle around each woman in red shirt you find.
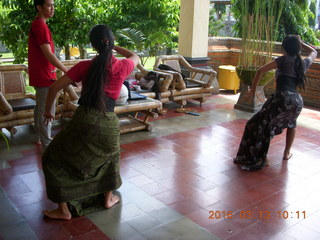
[42,25,139,220]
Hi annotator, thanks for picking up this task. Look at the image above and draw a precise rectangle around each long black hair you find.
[282,35,306,90]
[79,25,115,111]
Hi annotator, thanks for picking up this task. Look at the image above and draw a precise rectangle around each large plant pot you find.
[234,67,275,112]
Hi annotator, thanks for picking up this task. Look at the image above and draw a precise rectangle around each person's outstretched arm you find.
[300,40,317,63]
[248,60,277,96]
[40,43,68,73]
[43,74,74,124]
[114,46,140,67]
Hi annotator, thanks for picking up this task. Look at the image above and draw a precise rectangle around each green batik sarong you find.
[42,105,122,217]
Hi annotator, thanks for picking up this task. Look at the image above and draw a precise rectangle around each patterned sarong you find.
[42,105,122,216]
[234,91,303,170]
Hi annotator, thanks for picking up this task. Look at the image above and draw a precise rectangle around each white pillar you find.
[178,0,210,58]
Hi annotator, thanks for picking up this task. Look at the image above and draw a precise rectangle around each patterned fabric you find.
[42,105,122,216]
[234,91,303,170]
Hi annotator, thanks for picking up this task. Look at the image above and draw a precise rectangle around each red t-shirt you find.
[66,56,134,100]
[28,17,56,87]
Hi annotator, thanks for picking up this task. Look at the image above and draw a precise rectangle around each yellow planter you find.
[218,65,240,94]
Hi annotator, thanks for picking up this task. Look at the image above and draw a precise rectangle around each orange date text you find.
[208,210,306,220]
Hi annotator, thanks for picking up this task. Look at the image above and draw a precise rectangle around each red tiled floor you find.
[153,189,185,205]
[62,217,99,236]
[27,216,72,240]
[1,94,320,239]
[205,218,244,240]
[186,208,215,227]
[227,219,290,240]
[70,230,111,240]
[168,198,203,215]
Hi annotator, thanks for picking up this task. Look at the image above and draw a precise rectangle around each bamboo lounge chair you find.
[154,55,219,106]
[0,64,36,135]
[0,64,77,136]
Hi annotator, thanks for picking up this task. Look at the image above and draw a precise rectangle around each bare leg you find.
[43,202,72,220]
[283,128,295,160]
[105,191,120,209]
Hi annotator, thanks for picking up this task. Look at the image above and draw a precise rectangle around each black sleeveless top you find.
[275,55,312,92]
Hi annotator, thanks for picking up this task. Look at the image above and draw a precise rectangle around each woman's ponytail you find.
[79,25,114,111]
[282,35,307,90]
[294,54,306,90]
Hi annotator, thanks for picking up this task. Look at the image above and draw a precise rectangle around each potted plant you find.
[232,0,284,112]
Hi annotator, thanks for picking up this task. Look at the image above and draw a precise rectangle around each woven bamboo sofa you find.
[57,60,165,134]
[0,61,163,136]
[134,63,174,104]
[0,64,35,135]
[153,54,219,106]
[0,64,77,136]
[59,61,174,104]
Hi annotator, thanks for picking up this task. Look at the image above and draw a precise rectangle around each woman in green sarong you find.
[42,24,139,220]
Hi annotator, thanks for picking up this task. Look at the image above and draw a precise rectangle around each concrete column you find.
[178,0,210,61]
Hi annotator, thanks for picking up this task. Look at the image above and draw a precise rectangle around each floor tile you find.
[1,93,320,239]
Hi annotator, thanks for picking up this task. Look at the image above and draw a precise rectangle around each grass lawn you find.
[0,52,14,58]
[143,57,156,70]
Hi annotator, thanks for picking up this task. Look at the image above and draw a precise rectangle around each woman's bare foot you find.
[283,152,293,160]
[43,203,71,220]
[42,208,72,220]
[105,192,120,209]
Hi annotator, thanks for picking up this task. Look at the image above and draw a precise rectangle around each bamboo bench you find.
[0,64,77,136]
[154,54,219,107]
[0,63,163,136]
[58,60,164,134]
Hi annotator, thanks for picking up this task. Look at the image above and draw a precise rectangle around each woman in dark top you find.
[234,35,317,170]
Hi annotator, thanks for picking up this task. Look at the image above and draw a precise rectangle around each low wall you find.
[208,37,320,109]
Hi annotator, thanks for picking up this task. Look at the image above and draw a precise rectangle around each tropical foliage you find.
[308,0,316,29]
[108,0,179,58]
[116,28,168,66]
[208,3,227,36]
[278,0,318,44]
[232,0,319,45]
[233,0,284,69]
[0,0,180,63]
[0,1,34,63]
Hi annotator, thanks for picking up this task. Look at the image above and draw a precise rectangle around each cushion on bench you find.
[8,98,36,111]
[185,80,202,88]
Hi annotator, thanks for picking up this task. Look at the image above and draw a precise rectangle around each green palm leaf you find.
[115,28,146,52]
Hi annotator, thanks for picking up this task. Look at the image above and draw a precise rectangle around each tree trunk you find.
[64,45,70,60]
[79,46,86,59]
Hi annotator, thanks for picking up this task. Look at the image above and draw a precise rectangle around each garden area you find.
[1,0,319,66]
